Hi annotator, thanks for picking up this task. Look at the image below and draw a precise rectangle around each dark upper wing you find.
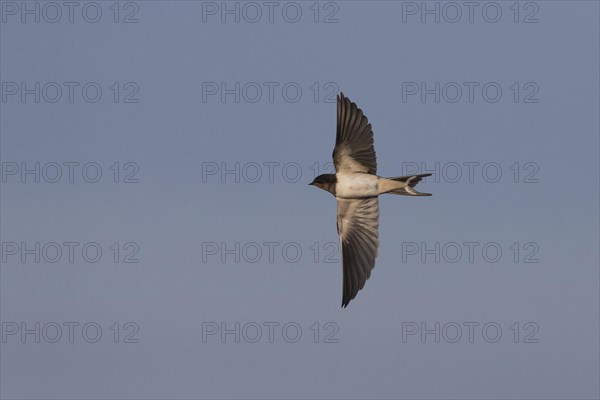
[337,197,380,307]
[333,93,377,174]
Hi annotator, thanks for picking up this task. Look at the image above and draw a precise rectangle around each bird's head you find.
[309,173,337,194]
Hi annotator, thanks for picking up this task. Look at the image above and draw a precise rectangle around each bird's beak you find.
[308,182,314,186]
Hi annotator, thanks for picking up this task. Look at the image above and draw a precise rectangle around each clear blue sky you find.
[1,1,599,399]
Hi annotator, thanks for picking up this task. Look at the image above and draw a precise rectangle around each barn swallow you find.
[310,93,432,307]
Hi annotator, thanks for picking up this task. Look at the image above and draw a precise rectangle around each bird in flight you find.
[309,93,432,307]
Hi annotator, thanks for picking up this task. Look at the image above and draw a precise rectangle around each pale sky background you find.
[1,1,599,399]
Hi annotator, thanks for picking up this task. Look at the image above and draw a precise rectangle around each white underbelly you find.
[336,173,379,198]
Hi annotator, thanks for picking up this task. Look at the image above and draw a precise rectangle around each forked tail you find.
[385,173,432,196]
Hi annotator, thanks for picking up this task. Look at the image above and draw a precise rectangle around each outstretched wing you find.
[337,197,380,307]
[333,93,377,174]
